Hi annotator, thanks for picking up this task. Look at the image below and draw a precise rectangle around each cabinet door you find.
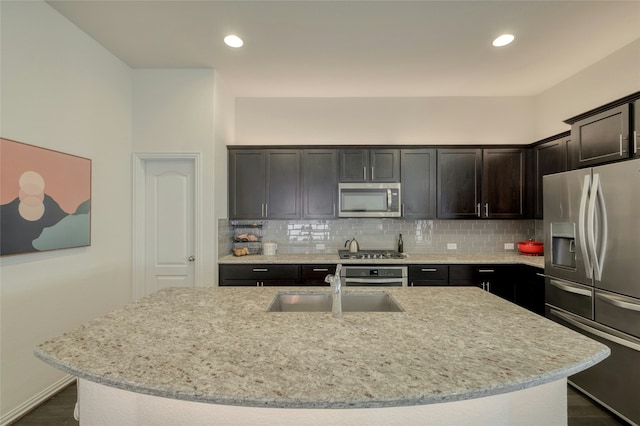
[401,149,436,218]
[571,104,630,167]
[514,265,545,315]
[370,149,400,182]
[265,150,301,219]
[301,265,335,286]
[482,148,526,219]
[408,265,448,286]
[437,149,482,219]
[634,100,639,158]
[303,150,337,218]
[534,138,568,218]
[228,150,266,219]
[339,149,369,182]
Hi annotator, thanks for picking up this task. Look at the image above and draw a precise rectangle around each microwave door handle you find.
[579,175,593,279]
[387,189,392,211]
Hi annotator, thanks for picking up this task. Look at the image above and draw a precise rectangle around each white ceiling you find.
[46,1,640,98]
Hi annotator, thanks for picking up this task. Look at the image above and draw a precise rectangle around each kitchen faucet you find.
[324,264,343,318]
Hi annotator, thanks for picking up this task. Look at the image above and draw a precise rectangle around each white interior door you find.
[144,159,195,294]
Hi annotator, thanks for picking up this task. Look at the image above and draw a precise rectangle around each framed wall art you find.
[1,138,91,256]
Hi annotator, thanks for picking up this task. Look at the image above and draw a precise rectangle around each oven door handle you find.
[344,277,402,284]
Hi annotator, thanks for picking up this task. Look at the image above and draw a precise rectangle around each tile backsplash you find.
[219,218,542,257]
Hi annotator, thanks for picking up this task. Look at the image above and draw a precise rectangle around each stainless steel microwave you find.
[338,183,401,217]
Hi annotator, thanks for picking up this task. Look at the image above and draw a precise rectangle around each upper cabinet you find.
[302,149,338,219]
[437,148,526,219]
[401,149,436,218]
[229,149,301,219]
[437,149,482,219]
[634,100,639,158]
[339,148,400,182]
[569,103,631,168]
[533,134,569,219]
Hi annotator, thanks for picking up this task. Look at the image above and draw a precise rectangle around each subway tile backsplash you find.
[218,218,538,257]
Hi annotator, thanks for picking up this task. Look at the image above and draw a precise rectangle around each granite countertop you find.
[35,286,607,409]
[219,252,545,269]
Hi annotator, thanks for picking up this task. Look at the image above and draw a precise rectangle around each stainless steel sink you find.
[267,292,403,313]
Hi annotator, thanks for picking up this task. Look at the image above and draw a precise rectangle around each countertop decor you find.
[35,286,606,409]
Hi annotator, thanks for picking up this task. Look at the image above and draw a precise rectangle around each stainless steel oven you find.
[341,265,407,287]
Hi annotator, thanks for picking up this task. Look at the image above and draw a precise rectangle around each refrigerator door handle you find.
[548,278,592,296]
[587,174,608,282]
[549,308,640,352]
[578,175,593,278]
[596,292,640,312]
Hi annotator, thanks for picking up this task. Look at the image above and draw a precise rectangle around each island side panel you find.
[78,378,567,426]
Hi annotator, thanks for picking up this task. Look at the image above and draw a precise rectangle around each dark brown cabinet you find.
[408,265,448,286]
[219,264,299,286]
[534,135,569,218]
[302,149,338,218]
[570,104,631,168]
[300,264,335,286]
[482,149,526,219]
[514,265,545,316]
[400,149,437,218]
[339,148,400,182]
[229,149,301,219]
[448,264,515,302]
[437,148,526,219]
[437,149,482,219]
[634,100,639,158]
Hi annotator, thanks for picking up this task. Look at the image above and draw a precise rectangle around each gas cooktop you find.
[338,250,404,260]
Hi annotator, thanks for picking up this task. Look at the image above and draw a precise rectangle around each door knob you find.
[188,256,195,262]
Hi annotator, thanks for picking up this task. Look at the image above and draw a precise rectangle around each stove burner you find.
[338,250,404,260]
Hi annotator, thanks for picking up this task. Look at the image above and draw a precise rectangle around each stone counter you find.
[219,252,545,269]
[35,286,605,410]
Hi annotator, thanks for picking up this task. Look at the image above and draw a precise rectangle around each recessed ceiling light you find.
[492,34,515,47]
[224,35,244,48]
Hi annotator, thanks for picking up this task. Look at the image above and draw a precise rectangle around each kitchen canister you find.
[263,241,277,256]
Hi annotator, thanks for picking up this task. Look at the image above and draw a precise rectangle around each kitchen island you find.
[35,286,607,425]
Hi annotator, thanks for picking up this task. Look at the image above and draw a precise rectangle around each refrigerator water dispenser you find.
[551,223,577,270]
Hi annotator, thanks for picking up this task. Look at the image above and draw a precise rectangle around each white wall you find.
[0,1,133,422]
[235,97,536,145]
[534,39,640,139]
[132,69,228,285]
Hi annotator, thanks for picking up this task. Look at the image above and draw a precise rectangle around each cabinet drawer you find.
[449,265,498,280]
[408,265,448,281]
[301,265,335,285]
[220,264,299,280]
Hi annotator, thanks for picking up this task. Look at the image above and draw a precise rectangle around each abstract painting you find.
[1,138,91,256]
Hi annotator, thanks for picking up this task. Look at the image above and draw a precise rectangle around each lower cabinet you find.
[514,265,545,316]
[449,264,515,302]
[219,264,334,286]
[219,264,299,286]
[408,265,448,286]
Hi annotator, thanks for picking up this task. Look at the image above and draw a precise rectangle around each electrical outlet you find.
[447,243,457,250]
[504,243,515,250]
[315,244,325,250]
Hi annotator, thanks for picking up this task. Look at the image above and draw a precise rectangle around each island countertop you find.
[35,286,607,409]
[218,252,545,269]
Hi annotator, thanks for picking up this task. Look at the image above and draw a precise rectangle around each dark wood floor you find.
[10,382,629,425]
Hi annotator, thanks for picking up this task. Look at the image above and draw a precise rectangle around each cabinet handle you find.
[253,268,269,272]
[313,268,329,272]
[421,268,437,272]
[371,166,375,180]
[485,203,489,217]
[634,130,638,154]
[261,203,265,217]
[363,167,367,180]
[478,269,495,273]
[536,273,546,278]
[333,203,336,216]
[476,203,481,217]
[486,282,491,292]
[620,134,623,156]
[265,204,268,217]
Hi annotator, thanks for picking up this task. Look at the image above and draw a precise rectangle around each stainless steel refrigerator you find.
[543,158,640,425]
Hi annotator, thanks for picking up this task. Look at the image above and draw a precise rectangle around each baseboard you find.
[0,375,76,426]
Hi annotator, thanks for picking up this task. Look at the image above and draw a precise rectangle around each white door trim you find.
[132,153,202,300]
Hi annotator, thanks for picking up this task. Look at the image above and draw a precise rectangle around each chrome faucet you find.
[324,264,343,318]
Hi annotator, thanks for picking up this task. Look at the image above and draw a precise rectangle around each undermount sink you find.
[267,292,404,313]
